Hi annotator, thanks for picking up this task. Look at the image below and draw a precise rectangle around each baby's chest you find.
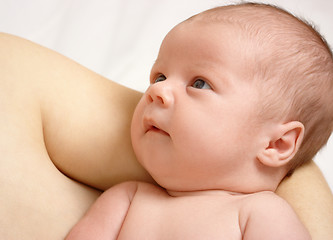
[118,194,242,240]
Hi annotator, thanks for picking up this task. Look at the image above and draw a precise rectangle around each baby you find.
[66,3,333,239]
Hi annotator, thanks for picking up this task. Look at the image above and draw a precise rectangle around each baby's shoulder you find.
[238,192,310,239]
[241,191,286,207]
[239,191,292,218]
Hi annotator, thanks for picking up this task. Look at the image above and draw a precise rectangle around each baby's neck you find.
[166,189,249,198]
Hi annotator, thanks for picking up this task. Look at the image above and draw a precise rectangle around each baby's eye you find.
[154,75,166,83]
[192,79,211,89]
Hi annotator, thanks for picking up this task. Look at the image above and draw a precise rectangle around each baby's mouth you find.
[143,116,170,137]
[147,125,170,136]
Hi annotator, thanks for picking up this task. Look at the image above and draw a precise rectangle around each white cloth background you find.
[1,0,332,191]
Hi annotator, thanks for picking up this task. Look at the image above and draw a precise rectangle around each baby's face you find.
[131,21,265,191]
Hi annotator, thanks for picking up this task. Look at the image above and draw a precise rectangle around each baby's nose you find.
[146,83,174,107]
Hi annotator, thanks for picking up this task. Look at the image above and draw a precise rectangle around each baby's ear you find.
[257,121,304,168]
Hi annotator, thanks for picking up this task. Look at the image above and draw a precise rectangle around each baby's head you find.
[131,3,333,193]
[192,3,333,173]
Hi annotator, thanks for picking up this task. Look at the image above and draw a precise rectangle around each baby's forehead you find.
[192,6,305,42]
[161,4,330,77]
[191,4,300,28]
[185,4,325,66]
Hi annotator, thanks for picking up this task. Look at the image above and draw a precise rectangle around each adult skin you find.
[0,33,332,239]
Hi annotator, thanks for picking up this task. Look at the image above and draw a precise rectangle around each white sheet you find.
[1,0,332,191]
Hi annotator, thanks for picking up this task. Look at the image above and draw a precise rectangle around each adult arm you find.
[0,32,153,190]
[0,33,151,239]
[276,160,333,240]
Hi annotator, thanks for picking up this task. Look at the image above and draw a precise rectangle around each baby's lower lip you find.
[147,126,170,136]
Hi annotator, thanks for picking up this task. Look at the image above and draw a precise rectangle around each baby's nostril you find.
[147,95,153,103]
[157,96,164,104]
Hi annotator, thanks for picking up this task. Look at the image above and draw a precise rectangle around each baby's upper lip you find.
[143,117,170,136]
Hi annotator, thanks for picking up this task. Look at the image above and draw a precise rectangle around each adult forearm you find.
[276,160,333,240]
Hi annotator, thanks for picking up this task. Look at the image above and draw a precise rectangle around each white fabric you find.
[1,0,332,190]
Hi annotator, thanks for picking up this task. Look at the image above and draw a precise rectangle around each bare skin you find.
[0,33,152,239]
[0,33,332,239]
[66,181,310,240]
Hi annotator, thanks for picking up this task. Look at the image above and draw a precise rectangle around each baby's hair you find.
[186,2,333,173]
